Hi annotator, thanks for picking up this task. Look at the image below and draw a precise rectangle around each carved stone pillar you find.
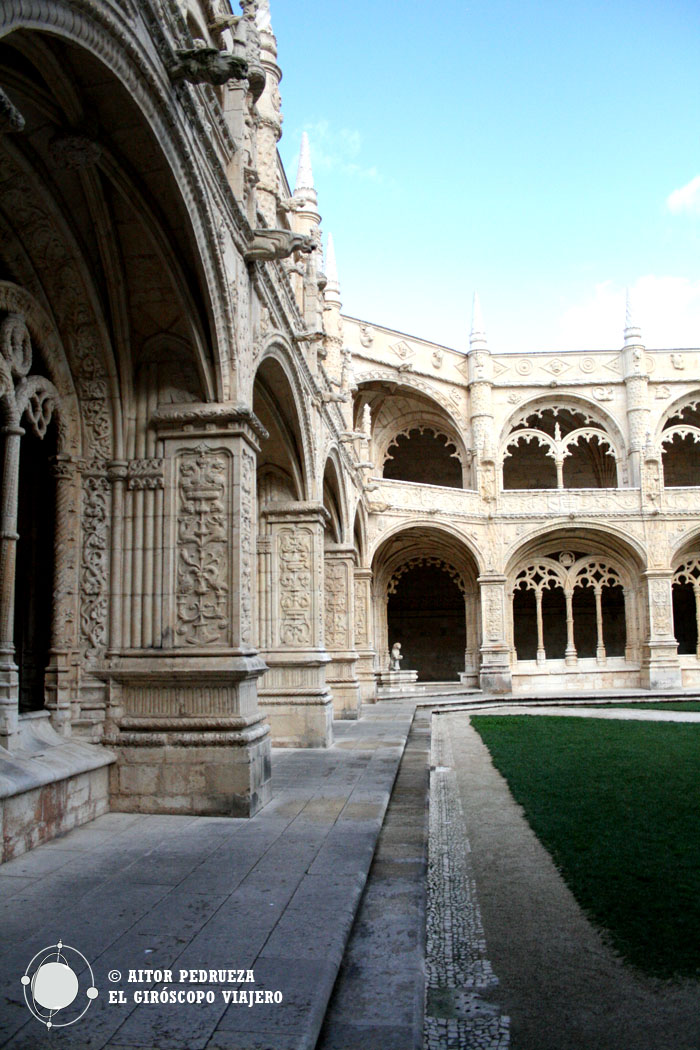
[353,567,376,702]
[640,570,681,689]
[103,405,271,817]
[44,454,80,735]
[478,573,512,694]
[0,420,22,744]
[372,591,390,675]
[257,502,333,747]
[324,546,361,719]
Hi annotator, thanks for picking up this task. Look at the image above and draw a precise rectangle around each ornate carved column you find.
[103,404,271,817]
[324,546,361,719]
[535,590,546,665]
[354,567,377,702]
[477,573,512,694]
[0,418,22,743]
[640,570,681,689]
[564,589,577,665]
[257,502,333,747]
[622,302,650,488]
[44,454,80,735]
[594,588,607,662]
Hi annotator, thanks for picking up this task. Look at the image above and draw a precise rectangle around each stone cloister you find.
[1,0,700,858]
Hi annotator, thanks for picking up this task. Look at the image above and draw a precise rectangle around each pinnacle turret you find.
[624,287,643,347]
[325,233,341,305]
[295,132,315,193]
[469,291,488,352]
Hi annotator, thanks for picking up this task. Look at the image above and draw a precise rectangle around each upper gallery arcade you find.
[1,0,699,853]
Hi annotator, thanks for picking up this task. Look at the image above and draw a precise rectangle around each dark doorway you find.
[673,583,697,655]
[387,564,465,680]
[14,426,56,712]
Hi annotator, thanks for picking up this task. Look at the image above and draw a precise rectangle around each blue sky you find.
[272,1,700,353]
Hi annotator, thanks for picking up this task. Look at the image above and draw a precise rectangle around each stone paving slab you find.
[0,701,415,1050]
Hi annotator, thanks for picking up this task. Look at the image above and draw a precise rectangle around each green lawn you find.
[470,715,700,979]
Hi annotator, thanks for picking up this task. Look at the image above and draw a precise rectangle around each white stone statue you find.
[390,642,403,670]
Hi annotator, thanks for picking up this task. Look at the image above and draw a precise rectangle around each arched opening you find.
[503,406,617,490]
[672,584,697,654]
[14,423,57,712]
[372,526,479,683]
[503,438,557,489]
[253,356,306,504]
[661,402,700,487]
[672,556,700,656]
[323,456,344,545]
[383,428,462,487]
[510,545,633,666]
[355,380,471,490]
[387,564,465,681]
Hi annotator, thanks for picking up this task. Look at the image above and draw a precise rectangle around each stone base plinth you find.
[479,667,512,694]
[103,658,271,816]
[109,733,271,817]
[640,641,682,690]
[260,697,333,748]
[356,654,378,703]
[327,655,362,719]
[376,669,419,694]
[258,652,334,747]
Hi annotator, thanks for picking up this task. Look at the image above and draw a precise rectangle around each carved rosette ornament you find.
[176,449,230,646]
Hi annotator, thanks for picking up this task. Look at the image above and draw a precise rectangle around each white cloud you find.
[556,277,700,351]
[666,175,700,215]
[293,120,380,181]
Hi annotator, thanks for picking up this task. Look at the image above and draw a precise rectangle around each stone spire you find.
[624,287,643,347]
[255,0,272,33]
[294,132,316,202]
[324,233,341,306]
[470,291,488,351]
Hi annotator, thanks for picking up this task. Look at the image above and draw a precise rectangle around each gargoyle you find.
[170,47,248,87]
[244,230,315,262]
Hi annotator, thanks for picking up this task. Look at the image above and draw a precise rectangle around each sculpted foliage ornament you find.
[278,528,312,646]
[324,562,348,650]
[176,449,230,646]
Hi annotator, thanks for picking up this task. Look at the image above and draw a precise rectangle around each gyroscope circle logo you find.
[21,941,98,1028]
